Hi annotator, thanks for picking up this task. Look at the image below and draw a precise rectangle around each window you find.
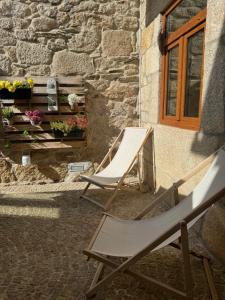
[160,0,207,130]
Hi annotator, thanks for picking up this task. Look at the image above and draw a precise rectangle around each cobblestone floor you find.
[0,182,224,300]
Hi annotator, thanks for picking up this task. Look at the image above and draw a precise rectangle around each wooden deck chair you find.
[80,127,152,210]
[84,147,225,300]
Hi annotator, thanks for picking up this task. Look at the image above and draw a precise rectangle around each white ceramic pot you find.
[30,120,42,126]
[22,154,31,166]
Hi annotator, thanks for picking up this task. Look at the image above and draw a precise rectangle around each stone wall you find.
[140,0,225,262]
[0,0,140,183]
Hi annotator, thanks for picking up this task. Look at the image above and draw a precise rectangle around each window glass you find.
[166,0,207,35]
[184,29,204,117]
[166,46,179,116]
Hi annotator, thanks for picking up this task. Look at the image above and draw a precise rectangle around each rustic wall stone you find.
[102,30,134,57]
[16,41,52,65]
[51,50,94,75]
[30,16,57,31]
[0,55,11,75]
[0,0,140,184]
[0,29,16,46]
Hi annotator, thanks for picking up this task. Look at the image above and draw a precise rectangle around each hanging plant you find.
[25,109,44,126]
[67,93,85,110]
[2,106,14,126]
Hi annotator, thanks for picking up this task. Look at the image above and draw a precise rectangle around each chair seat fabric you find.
[91,149,225,257]
[82,127,149,186]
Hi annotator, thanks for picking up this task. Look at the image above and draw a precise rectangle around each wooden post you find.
[180,221,193,300]
[172,183,179,205]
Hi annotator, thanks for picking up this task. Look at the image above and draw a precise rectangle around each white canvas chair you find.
[80,127,152,210]
[84,147,225,300]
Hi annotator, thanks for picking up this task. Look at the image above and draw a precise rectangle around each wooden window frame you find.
[160,1,207,130]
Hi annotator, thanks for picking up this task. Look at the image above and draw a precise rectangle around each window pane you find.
[166,0,207,35]
[184,29,204,118]
[166,46,179,116]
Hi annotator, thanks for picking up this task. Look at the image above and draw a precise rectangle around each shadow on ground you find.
[0,183,224,300]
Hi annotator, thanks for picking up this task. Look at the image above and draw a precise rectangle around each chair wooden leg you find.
[137,155,142,190]
[90,262,105,289]
[85,250,186,300]
[180,221,193,300]
[81,182,91,197]
[203,258,219,300]
[104,186,119,211]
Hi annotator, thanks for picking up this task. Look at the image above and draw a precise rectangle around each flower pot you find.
[52,129,64,139]
[68,129,85,138]
[0,88,32,100]
[30,120,42,126]
[3,118,13,126]
[69,103,78,111]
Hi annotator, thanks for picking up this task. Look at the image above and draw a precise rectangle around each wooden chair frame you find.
[80,127,153,211]
[84,146,225,299]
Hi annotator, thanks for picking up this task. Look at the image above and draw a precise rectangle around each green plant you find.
[4,140,11,149]
[50,120,72,136]
[58,95,67,103]
[2,106,14,120]
[22,130,30,137]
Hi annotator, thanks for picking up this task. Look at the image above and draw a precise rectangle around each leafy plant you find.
[22,130,30,137]
[58,95,67,103]
[2,106,14,120]
[50,120,72,136]
[51,115,88,136]
[4,140,11,149]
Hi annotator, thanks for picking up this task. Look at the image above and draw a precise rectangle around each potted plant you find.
[50,120,71,138]
[25,109,44,126]
[2,106,14,126]
[50,115,87,139]
[0,78,34,100]
[73,114,88,138]
[67,93,85,110]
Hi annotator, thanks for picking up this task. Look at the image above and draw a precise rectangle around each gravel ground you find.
[0,181,224,300]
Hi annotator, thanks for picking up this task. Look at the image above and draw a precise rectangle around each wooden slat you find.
[13,115,82,122]
[9,106,85,114]
[12,97,85,105]
[6,133,56,141]
[4,124,50,132]
[0,76,84,86]
[11,140,86,151]
[33,86,86,95]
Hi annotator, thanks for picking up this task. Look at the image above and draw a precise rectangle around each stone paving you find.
[0,182,224,300]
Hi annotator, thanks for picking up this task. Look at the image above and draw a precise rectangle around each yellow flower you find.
[7,85,16,93]
[27,78,34,88]
[0,81,5,90]
[13,80,23,87]
[5,81,11,89]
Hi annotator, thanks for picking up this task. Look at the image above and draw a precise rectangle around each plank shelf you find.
[0,76,87,151]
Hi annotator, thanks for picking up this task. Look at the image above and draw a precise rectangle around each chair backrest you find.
[154,148,225,250]
[98,127,150,178]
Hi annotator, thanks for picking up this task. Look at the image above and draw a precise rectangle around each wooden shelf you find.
[0,76,87,152]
